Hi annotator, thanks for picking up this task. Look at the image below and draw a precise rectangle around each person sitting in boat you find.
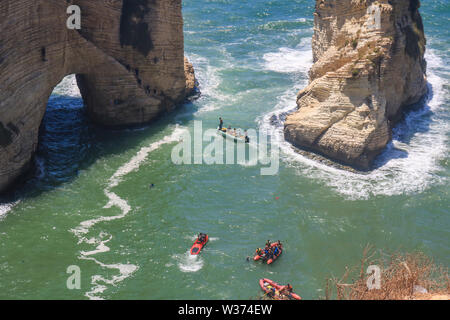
[276,240,282,248]
[219,117,223,130]
[274,288,281,299]
[273,245,279,256]
[266,240,271,247]
[263,246,270,259]
[279,284,293,298]
[255,248,263,256]
[198,233,206,243]
[266,246,274,260]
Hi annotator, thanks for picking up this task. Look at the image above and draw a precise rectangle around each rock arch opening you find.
[0,0,195,193]
[35,75,90,186]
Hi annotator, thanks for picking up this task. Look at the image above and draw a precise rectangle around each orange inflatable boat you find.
[253,243,282,264]
[190,233,209,255]
[259,278,301,300]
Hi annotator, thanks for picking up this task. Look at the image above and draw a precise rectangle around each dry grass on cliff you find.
[324,246,450,300]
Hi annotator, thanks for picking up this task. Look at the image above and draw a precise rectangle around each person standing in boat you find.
[244,130,249,143]
[219,117,223,130]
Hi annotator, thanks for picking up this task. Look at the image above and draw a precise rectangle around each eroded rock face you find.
[0,0,196,192]
[284,0,427,170]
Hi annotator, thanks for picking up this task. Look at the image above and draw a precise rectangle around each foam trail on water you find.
[0,201,20,220]
[261,48,449,200]
[71,125,188,299]
[173,251,204,273]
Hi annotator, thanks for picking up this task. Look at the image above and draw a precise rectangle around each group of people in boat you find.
[218,117,250,143]
[193,233,298,300]
[255,240,282,262]
[266,282,294,300]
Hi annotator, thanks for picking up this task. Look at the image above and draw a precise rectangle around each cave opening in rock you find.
[35,74,91,187]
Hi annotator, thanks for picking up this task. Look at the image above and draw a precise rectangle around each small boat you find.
[253,243,282,264]
[217,127,249,143]
[190,233,209,255]
[259,278,301,300]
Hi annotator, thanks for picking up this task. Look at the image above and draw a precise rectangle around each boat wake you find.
[260,48,449,200]
[172,235,219,273]
[70,126,188,299]
[173,251,204,273]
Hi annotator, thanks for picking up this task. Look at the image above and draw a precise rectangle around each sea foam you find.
[71,125,188,299]
[262,37,313,74]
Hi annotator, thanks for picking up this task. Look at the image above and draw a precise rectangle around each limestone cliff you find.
[0,0,196,193]
[284,0,427,170]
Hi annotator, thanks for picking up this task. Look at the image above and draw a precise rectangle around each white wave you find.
[0,201,19,220]
[263,48,449,200]
[262,38,313,74]
[71,125,188,299]
[185,53,238,115]
[173,251,204,273]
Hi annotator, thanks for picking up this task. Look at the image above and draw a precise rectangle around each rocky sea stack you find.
[0,0,196,193]
[284,0,427,170]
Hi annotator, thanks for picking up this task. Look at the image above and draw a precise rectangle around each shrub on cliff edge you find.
[324,246,450,300]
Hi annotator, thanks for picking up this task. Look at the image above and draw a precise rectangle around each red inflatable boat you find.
[190,233,208,255]
[253,243,282,264]
[259,278,301,300]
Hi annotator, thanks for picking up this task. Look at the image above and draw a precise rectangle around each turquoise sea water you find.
[0,1,449,299]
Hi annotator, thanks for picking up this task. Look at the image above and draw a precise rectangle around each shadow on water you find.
[371,82,435,170]
[0,92,199,205]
